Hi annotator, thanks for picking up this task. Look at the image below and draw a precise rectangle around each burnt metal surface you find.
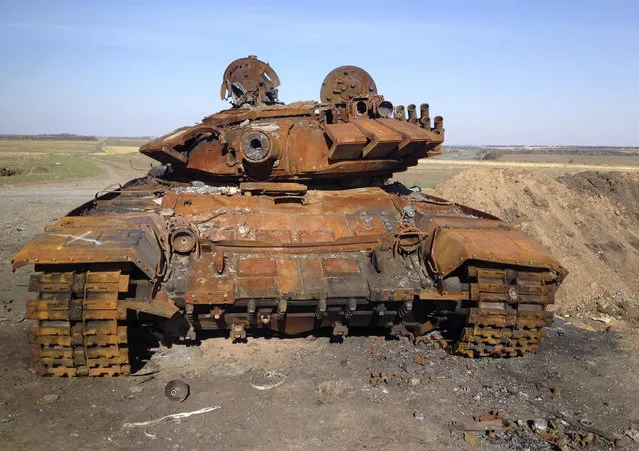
[320,65,377,104]
[220,55,280,106]
[13,56,567,376]
[141,55,444,182]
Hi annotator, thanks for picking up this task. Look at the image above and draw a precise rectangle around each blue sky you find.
[0,0,637,145]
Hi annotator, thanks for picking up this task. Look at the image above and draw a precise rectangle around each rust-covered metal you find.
[14,56,567,376]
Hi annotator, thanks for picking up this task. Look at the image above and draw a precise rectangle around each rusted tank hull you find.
[14,182,566,375]
[12,56,568,376]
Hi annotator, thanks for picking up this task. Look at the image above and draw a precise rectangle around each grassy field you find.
[0,140,102,155]
[100,145,141,154]
[0,153,101,183]
[0,138,151,184]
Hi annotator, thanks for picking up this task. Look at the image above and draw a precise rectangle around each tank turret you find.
[140,56,444,183]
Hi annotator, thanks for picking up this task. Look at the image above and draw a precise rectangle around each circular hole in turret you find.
[356,101,367,115]
[250,138,262,150]
[378,101,393,117]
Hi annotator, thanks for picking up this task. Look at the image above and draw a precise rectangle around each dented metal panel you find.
[424,217,565,278]
[13,227,162,278]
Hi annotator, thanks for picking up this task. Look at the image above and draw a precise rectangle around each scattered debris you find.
[370,371,391,386]
[164,379,190,402]
[532,418,548,431]
[0,167,16,177]
[550,386,562,397]
[454,411,511,438]
[463,431,477,448]
[121,406,221,429]
[38,394,59,404]
[590,316,613,324]
[413,331,448,349]
[250,371,286,391]
[137,375,156,384]
[369,371,415,387]
[533,422,598,449]
[414,411,424,421]
[131,369,159,377]
[525,399,616,443]
[174,182,238,196]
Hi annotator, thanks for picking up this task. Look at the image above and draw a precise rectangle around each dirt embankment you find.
[433,169,639,318]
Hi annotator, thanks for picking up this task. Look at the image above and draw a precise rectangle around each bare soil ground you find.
[2,167,639,450]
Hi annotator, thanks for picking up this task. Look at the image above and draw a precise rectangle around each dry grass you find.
[0,139,146,184]
[0,140,101,155]
[100,145,140,155]
[0,153,100,184]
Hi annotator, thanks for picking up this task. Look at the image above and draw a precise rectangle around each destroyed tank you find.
[13,56,567,376]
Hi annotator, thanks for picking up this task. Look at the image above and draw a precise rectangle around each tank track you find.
[27,270,130,376]
[452,266,554,357]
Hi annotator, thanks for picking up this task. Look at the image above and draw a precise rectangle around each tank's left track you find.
[27,270,131,376]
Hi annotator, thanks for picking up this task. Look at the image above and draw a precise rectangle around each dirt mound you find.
[558,171,639,223]
[433,168,639,316]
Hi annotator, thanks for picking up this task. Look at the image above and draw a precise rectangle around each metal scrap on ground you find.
[121,406,221,429]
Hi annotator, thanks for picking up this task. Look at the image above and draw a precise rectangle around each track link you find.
[27,270,130,376]
[452,266,554,357]
[453,313,549,357]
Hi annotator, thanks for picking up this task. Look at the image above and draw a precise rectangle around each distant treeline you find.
[446,145,639,157]
[106,136,154,140]
[494,148,638,157]
[509,149,637,156]
[0,134,98,141]
[0,134,154,142]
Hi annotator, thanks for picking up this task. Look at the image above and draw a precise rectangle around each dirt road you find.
[1,170,639,450]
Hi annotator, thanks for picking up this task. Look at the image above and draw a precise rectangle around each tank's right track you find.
[27,270,130,376]
[452,267,554,357]
[453,311,549,357]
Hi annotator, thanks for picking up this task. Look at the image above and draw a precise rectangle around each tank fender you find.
[12,226,163,279]
[422,217,567,279]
